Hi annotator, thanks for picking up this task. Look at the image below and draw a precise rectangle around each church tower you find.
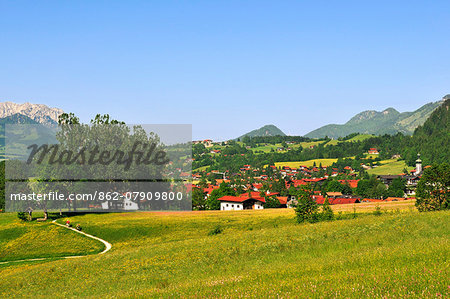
[415,154,422,175]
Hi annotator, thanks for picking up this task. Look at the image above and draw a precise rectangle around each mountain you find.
[0,102,63,126]
[305,99,444,139]
[0,114,40,125]
[238,125,286,139]
[0,114,58,158]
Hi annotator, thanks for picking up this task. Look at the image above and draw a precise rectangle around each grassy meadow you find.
[367,159,415,175]
[274,158,338,168]
[0,214,104,262]
[0,202,449,298]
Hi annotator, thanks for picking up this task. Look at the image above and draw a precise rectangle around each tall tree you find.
[415,164,450,212]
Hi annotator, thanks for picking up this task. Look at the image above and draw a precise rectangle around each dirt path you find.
[0,220,112,265]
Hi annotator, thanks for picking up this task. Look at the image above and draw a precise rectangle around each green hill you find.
[237,124,286,139]
[0,113,58,157]
[404,96,450,165]
[305,99,444,139]
[0,113,40,125]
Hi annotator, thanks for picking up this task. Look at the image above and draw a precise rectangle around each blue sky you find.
[1,1,449,140]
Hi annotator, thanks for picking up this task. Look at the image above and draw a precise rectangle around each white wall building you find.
[218,195,264,211]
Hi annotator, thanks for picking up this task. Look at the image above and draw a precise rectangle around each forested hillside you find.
[305,100,443,138]
[408,97,449,164]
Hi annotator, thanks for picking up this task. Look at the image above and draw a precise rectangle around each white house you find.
[217,195,264,211]
[101,196,139,211]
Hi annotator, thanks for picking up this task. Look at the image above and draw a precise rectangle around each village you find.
[188,138,425,211]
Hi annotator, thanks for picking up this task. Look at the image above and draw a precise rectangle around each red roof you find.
[286,179,307,188]
[338,179,360,188]
[217,196,246,203]
[253,183,263,190]
[331,197,360,204]
[385,197,405,201]
[203,185,220,194]
[304,178,326,182]
[313,195,360,205]
[277,196,288,205]
[313,195,326,204]
[238,192,266,203]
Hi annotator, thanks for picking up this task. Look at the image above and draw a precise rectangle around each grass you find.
[192,165,209,172]
[0,213,104,262]
[367,160,415,175]
[348,134,374,142]
[299,140,325,149]
[324,139,340,146]
[0,205,448,297]
[274,158,338,168]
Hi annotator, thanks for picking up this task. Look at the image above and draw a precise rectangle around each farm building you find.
[368,148,379,154]
[217,193,265,211]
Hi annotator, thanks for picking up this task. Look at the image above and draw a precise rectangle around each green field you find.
[348,134,374,142]
[367,159,415,175]
[0,214,104,262]
[248,140,326,154]
[1,207,448,297]
[324,139,340,146]
[274,158,338,168]
[192,165,209,172]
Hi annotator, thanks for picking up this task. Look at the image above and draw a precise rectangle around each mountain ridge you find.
[305,99,445,139]
[0,101,63,126]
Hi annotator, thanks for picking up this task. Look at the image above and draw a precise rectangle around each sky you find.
[1,1,449,141]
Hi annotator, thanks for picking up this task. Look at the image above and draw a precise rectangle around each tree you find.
[293,185,320,223]
[384,177,405,198]
[326,180,343,193]
[321,197,334,221]
[192,187,207,210]
[206,182,236,210]
[264,194,281,208]
[415,164,450,212]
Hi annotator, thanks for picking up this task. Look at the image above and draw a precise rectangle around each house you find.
[276,196,288,208]
[326,192,343,198]
[404,176,420,195]
[217,193,265,210]
[101,195,139,211]
[368,148,379,155]
[338,179,359,188]
[287,196,297,208]
[203,139,213,147]
[330,197,360,204]
[314,195,360,205]
[378,175,402,187]
[385,197,405,201]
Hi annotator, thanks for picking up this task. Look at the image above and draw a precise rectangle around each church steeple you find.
[415,154,422,175]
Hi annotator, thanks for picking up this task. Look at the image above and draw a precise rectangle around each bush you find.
[373,205,382,216]
[208,225,223,236]
[17,212,28,221]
